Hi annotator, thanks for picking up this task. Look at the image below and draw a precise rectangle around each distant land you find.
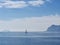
[47,25,60,32]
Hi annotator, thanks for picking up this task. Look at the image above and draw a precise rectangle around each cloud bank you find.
[0,0,50,8]
[0,15,60,32]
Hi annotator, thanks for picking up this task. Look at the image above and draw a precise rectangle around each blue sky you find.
[0,0,60,32]
[0,0,60,20]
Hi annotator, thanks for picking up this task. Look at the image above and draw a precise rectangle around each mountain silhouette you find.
[47,25,60,32]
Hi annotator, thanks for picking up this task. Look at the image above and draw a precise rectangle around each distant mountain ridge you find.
[47,25,60,32]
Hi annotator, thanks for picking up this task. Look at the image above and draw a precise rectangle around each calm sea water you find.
[0,32,60,45]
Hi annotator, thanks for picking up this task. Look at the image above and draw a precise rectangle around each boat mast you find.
[25,29,27,34]
[25,23,28,34]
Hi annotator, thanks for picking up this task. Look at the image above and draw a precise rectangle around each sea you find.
[0,32,60,45]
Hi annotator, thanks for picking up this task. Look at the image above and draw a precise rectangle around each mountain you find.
[47,25,60,32]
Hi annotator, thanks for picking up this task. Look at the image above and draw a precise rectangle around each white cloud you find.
[0,0,50,8]
[0,0,28,8]
[28,0,45,6]
[5,1,28,8]
[0,14,60,32]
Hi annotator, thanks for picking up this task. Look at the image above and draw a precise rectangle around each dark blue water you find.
[0,32,60,45]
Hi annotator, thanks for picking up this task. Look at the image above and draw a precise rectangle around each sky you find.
[0,0,60,32]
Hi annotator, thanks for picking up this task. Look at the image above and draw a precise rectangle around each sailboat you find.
[25,29,28,34]
[25,23,28,34]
